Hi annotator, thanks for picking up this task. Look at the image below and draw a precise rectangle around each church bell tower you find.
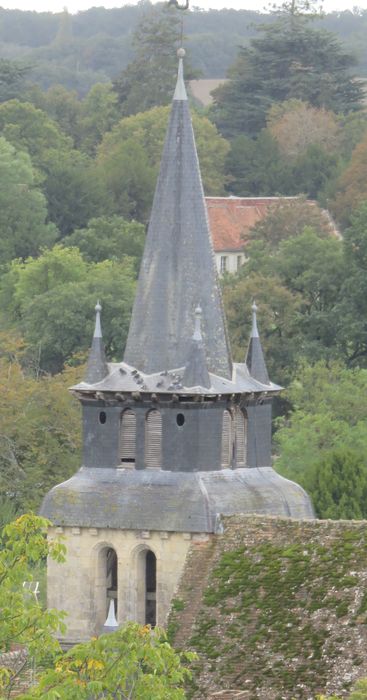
[41,51,313,644]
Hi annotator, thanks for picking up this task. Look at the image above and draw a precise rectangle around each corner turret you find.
[84,301,108,384]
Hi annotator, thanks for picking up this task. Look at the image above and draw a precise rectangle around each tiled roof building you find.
[206,196,339,274]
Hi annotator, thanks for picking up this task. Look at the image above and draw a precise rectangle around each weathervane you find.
[167,0,189,10]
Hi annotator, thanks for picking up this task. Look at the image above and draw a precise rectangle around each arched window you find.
[145,410,162,468]
[106,547,118,616]
[221,409,233,468]
[119,410,136,465]
[136,548,157,626]
[145,551,157,626]
[235,408,247,467]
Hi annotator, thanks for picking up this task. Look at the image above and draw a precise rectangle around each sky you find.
[1,0,367,13]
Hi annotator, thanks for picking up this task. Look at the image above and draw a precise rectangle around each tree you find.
[267,100,340,158]
[248,196,336,249]
[0,137,57,264]
[26,83,82,146]
[330,134,367,226]
[0,349,81,510]
[212,11,363,138]
[222,271,302,386]
[0,514,65,698]
[113,4,194,117]
[0,58,31,102]
[275,361,367,515]
[64,216,145,270]
[0,100,110,235]
[20,624,193,700]
[225,131,289,196]
[78,83,119,155]
[309,448,367,519]
[0,99,72,172]
[43,149,112,236]
[333,202,367,366]
[0,246,137,373]
[96,138,156,223]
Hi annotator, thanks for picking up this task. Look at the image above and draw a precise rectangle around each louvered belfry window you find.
[235,408,247,467]
[221,410,233,468]
[145,410,162,469]
[119,409,136,464]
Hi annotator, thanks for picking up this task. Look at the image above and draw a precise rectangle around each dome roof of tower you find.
[40,467,313,533]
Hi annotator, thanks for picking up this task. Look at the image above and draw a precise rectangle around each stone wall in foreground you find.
[168,515,367,699]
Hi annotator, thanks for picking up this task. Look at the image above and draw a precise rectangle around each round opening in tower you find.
[176,413,185,427]
[99,411,107,424]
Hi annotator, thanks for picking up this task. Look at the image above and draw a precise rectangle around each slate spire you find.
[245,301,270,385]
[183,306,211,389]
[84,301,108,384]
[124,49,232,379]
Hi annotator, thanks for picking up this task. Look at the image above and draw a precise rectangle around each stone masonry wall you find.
[48,526,195,644]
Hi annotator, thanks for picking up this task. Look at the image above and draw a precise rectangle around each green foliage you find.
[0,137,57,264]
[225,131,288,196]
[113,4,194,117]
[64,216,145,269]
[212,14,363,139]
[0,99,72,170]
[223,272,301,385]
[0,513,65,697]
[20,623,194,700]
[275,361,367,517]
[96,137,156,223]
[309,448,367,519]
[0,246,136,373]
[43,149,111,236]
[0,99,110,236]
[223,223,345,384]
[0,58,31,102]
[0,346,81,510]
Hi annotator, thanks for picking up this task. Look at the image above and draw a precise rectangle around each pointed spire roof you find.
[84,302,108,384]
[183,306,211,389]
[246,301,270,385]
[124,49,232,379]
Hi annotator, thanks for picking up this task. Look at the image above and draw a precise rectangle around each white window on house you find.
[119,409,136,465]
[221,409,233,468]
[220,256,227,273]
[145,410,162,468]
[235,408,247,467]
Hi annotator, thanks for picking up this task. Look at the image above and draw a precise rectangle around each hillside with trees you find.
[1,3,367,93]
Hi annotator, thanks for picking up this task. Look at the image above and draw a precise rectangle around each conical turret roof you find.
[245,302,269,385]
[84,302,108,384]
[182,306,211,389]
[124,50,232,379]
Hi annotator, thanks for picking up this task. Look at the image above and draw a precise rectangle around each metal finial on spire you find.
[94,300,103,339]
[251,300,259,339]
[174,48,187,101]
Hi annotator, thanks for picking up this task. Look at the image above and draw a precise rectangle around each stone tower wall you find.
[47,525,205,643]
